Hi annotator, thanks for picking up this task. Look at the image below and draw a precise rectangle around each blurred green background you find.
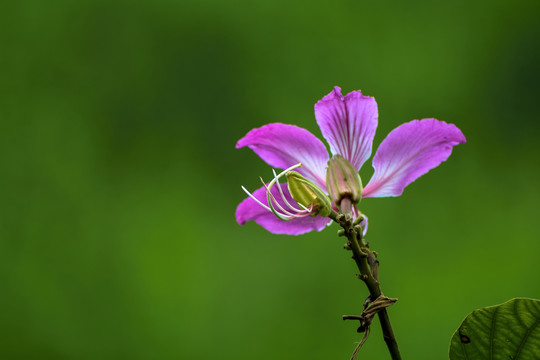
[1,0,539,359]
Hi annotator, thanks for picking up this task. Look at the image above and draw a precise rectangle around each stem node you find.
[338,213,402,360]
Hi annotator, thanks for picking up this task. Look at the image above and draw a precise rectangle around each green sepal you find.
[286,171,332,217]
[326,155,363,207]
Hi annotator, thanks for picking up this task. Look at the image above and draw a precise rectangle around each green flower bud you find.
[326,155,363,208]
[286,171,332,217]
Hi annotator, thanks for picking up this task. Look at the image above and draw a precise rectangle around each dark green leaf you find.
[449,298,540,360]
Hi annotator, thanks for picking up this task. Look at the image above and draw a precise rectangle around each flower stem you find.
[330,210,402,360]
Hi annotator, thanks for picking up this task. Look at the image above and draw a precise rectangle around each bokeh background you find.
[1,0,539,359]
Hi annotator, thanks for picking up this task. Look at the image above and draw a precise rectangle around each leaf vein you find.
[489,307,499,360]
[514,317,540,360]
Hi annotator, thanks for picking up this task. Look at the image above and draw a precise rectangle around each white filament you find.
[240,163,313,221]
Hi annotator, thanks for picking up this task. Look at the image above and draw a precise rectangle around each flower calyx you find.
[326,155,363,210]
[286,171,332,217]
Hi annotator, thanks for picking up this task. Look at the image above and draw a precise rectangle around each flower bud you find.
[286,171,332,217]
[326,155,363,208]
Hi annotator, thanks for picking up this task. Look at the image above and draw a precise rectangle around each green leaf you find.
[449,298,540,360]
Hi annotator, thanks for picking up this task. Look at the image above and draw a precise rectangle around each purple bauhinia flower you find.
[235,86,466,235]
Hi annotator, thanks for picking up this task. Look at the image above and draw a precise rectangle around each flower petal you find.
[362,119,466,198]
[315,86,378,170]
[235,183,332,235]
[236,123,329,189]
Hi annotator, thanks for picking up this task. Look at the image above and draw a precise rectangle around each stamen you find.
[262,181,309,220]
[265,163,305,221]
[241,162,314,222]
[266,163,303,189]
[272,169,303,212]
[297,203,311,211]
[241,186,272,212]
[260,178,295,217]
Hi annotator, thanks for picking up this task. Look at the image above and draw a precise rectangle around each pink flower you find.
[236,87,466,235]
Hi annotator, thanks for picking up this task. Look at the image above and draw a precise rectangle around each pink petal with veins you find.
[363,119,466,198]
[315,86,378,170]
